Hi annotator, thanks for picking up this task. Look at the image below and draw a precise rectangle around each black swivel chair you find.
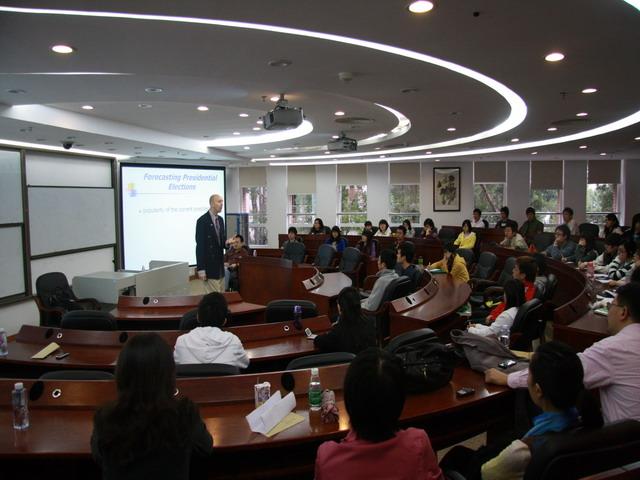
[338,247,363,287]
[470,251,497,281]
[61,310,116,331]
[313,244,337,270]
[543,273,558,302]
[509,298,544,351]
[470,256,516,305]
[179,309,199,330]
[363,276,413,345]
[175,363,241,377]
[438,228,456,243]
[282,241,306,264]
[265,299,318,323]
[35,272,100,327]
[286,352,355,370]
[533,233,555,253]
[39,370,114,380]
[457,248,475,267]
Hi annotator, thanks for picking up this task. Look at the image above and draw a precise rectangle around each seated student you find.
[394,225,407,249]
[519,207,544,243]
[309,217,330,235]
[454,219,477,249]
[470,208,487,228]
[496,206,517,231]
[624,213,640,244]
[361,249,399,311]
[357,229,378,257]
[224,234,249,291]
[603,213,624,237]
[568,234,598,263]
[468,279,525,337]
[486,282,640,424]
[609,245,640,287]
[374,219,391,237]
[580,233,623,272]
[544,224,576,260]
[402,219,415,238]
[562,207,579,236]
[281,226,301,248]
[395,241,422,290]
[421,218,438,238]
[430,242,470,283]
[363,220,375,235]
[174,293,249,368]
[92,333,213,480]
[315,348,443,480]
[607,240,636,281]
[500,222,528,251]
[313,287,376,355]
[480,342,602,480]
[477,256,538,324]
[325,225,348,252]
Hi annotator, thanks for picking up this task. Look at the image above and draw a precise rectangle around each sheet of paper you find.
[246,391,297,435]
[31,342,60,359]
[264,412,305,438]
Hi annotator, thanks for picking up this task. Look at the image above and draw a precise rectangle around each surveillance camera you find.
[62,141,74,150]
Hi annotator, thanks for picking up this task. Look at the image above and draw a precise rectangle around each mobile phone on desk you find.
[55,352,70,360]
[304,328,317,340]
[456,387,475,398]
[498,359,517,369]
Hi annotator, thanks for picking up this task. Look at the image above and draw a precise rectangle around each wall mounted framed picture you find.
[433,167,461,211]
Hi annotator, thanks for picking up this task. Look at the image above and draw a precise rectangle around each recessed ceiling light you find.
[51,44,74,54]
[269,96,280,102]
[582,88,597,94]
[447,127,456,132]
[256,119,263,124]
[239,113,249,117]
[579,145,588,149]
[379,155,386,158]
[531,151,538,155]
[434,159,441,162]
[331,135,340,139]
[252,127,261,131]
[144,87,163,93]
[7,88,26,94]
[243,146,250,150]
[197,105,209,111]
[408,1,434,14]
[81,105,94,110]
[545,52,565,62]
[334,111,345,116]
[547,126,558,131]
[232,132,240,135]
[375,147,381,150]
[269,155,276,158]
[324,151,331,154]
[137,103,152,109]
[576,112,588,117]
[511,138,520,142]
[425,151,432,154]
[635,136,640,141]
[600,152,607,156]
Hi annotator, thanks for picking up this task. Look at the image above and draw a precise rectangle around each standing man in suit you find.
[196,194,226,293]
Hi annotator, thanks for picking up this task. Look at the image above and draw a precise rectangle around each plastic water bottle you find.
[0,328,8,356]
[498,325,511,348]
[308,368,322,411]
[293,305,302,329]
[418,257,424,266]
[12,382,29,430]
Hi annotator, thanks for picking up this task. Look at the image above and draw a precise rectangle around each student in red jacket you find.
[315,348,443,480]
[485,256,538,324]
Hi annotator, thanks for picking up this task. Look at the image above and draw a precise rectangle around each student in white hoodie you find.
[174,293,250,369]
[468,279,525,337]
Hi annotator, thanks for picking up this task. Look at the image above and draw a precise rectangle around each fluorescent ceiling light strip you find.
[0,5,527,154]
[358,103,411,146]
[269,108,640,166]
[205,120,313,147]
[0,138,130,160]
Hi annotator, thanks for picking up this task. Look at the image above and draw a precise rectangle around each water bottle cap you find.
[14,382,24,390]
[311,367,319,375]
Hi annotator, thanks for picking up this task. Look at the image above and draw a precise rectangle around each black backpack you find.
[394,338,456,393]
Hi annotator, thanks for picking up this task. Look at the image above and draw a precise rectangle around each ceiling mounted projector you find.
[263,94,304,130]
[327,132,358,152]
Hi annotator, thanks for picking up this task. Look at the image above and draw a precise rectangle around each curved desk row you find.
[0,316,333,377]
[0,364,512,479]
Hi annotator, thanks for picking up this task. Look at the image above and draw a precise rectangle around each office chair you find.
[282,241,306,264]
[313,244,337,270]
[509,298,544,351]
[470,256,516,306]
[35,272,100,327]
[286,352,355,370]
[533,233,555,253]
[179,309,199,330]
[470,251,497,281]
[61,310,116,331]
[175,363,241,377]
[265,299,318,323]
[338,247,363,287]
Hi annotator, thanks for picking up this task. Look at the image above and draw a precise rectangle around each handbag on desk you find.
[449,329,528,373]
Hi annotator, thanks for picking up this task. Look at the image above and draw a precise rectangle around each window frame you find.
[473,182,506,226]
[241,185,268,246]
[388,183,420,226]
[286,193,316,230]
[337,184,368,230]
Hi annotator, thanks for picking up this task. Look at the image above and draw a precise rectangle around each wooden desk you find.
[110,291,266,329]
[554,310,609,352]
[389,274,471,338]
[0,317,333,376]
[0,365,512,479]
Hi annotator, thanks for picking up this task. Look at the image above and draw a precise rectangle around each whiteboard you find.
[28,187,116,256]
[0,149,23,224]
[0,227,25,297]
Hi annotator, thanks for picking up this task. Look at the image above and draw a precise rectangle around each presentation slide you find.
[120,164,225,270]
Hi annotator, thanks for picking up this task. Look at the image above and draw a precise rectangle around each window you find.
[586,183,619,233]
[530,189,562,231]
[389,185,420,225]
[473,183,505,226]
[337,184,367,231]
[241,186,268,246]
[287,194,315,230]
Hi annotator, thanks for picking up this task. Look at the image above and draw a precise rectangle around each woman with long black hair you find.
[91,333,213,480]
